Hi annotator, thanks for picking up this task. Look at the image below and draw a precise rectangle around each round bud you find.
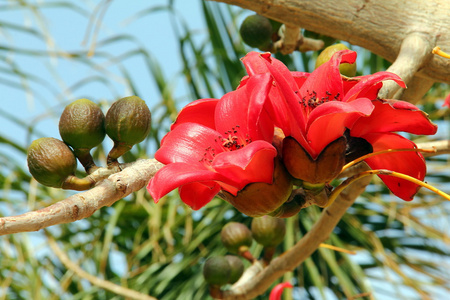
[315,43,357,77]
[27,137,77,188]
[251,215,286,247]
[224,255,244,284]
[59,98,106,150]
[203,256,231,287]
[240,14,273,49]
[105,96,151,146]
[220,222,253,254]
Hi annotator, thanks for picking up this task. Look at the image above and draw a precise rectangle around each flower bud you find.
[105,96,151,146]
[224,255,244,284]
[220,222,253,255]
[59,98,105,172]
[59,98,106,150]
[282,136,346,184]
[240,14,273,50]
[251,215,286,247]
[27,137,77,188]
[105,96,151,164]
[315,43,357,77]
[220,158,293,217]
[203,256,231,287]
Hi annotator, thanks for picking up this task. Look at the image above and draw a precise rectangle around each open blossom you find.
[349,99,437,200]
[148,49,437,213]
[240,50,437,200]
[240,50,405,184]
[147,75,293,215]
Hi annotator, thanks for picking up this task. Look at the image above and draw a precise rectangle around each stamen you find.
[432,46,450,59]
[219,126,250,151]
[341,147,437,172]
[325,169,450,208]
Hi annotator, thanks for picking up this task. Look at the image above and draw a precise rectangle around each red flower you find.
[444,93,450,108]
[147,75,281,211]
[240,50,405,183]
[269,282,293,300]
[349,99,437,200]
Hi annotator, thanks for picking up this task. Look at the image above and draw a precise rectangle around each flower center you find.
[298,90,340,115]
[198,125,252,166]
[220,126,252,151]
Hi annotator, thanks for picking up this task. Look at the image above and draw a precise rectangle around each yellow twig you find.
[432,46,450,59]
[326,169,450,207]
[319,243,356,255]
[342,148,436,172]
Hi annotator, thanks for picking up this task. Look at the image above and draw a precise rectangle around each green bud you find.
[251,215,286,247]
[224,255,244,284]
[105,96,151,146]
[203,256,231,287]
[221,222,253,255]
[240,14,273,49]
[27,137,77,188]
[59,98,106,150]
[105,96,151,164]
[315,43,357,77]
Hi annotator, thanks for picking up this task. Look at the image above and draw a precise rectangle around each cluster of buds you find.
[203,216,286,298]
[27,96,151,190]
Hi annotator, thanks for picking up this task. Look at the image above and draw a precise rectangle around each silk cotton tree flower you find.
[147,75,294,217]
[240,50,438,202]
[347,99,437,200]
[240,50,405,185]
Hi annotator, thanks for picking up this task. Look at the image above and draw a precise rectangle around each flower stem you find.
[319,243,356,255]
[342,148,436,172]
[325,169,450,207]
[432,46,450,59]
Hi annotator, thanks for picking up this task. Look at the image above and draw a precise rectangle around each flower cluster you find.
[147,50,437,217]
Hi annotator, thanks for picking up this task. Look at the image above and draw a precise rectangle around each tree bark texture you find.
[211,0,450,85]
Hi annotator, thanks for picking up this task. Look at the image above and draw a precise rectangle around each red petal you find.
[216,74,274,142]
[269,282,293,300]
[155,123,224,165]
[444,93,450,108]
[147,162,235,203]
[213,141,277,189]
[343,72,405,102]
[179,182,222,210]
[350,99,438,137]
[241,52,299,90]
[361,132,426,201]
[171,98,219,131]
[298,50,356,102]
[261,55,308,134]
[306,98,374,158]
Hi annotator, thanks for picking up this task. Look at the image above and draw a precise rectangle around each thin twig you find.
[47,233,157,300]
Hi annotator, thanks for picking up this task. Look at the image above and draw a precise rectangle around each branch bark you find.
[210,0,450,100]
[222,166,373,299]
[0,159,163,236]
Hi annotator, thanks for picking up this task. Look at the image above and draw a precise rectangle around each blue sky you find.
[0,1,448,299]
[0,0,209,160]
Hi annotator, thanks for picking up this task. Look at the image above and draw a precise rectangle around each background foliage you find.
[0,1,448,299]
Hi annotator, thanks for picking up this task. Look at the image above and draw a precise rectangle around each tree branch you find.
[222,166,373,299]
[0,139,448,236]
[210,0,450,97]
[0,159,163,236]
